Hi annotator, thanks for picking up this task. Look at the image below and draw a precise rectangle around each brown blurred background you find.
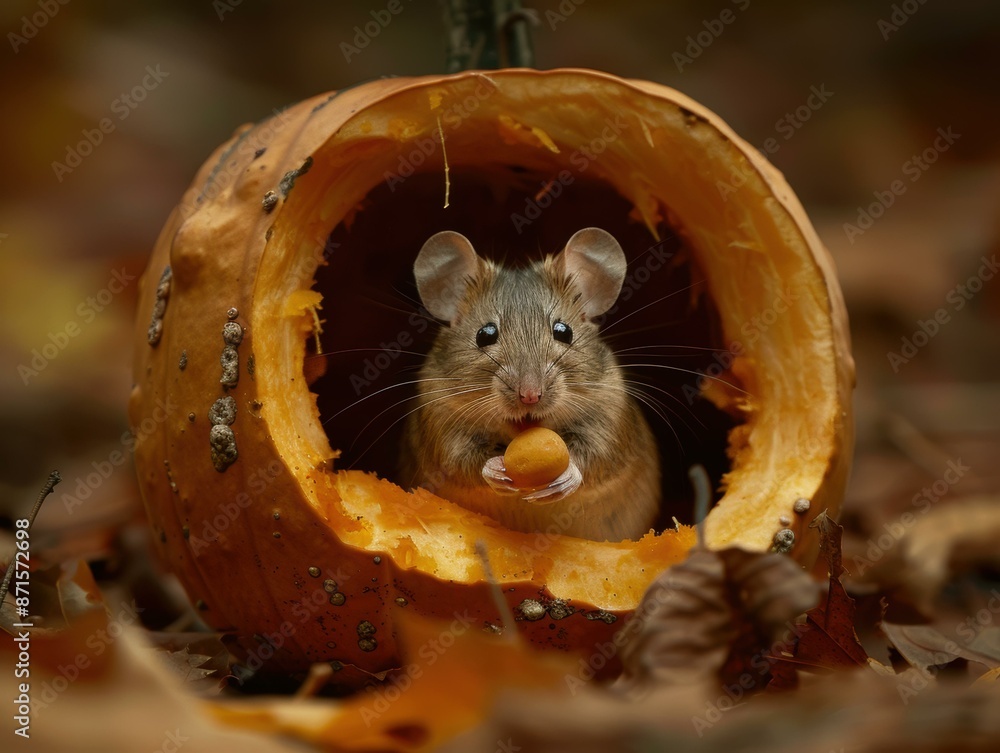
[1,0,998,563]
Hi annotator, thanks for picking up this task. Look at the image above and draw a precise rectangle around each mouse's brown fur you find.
[400,230,661,541]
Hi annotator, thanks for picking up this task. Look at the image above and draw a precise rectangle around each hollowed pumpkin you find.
[129,68,854,683]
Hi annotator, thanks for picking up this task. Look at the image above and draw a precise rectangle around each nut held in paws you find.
[504,428,571,488]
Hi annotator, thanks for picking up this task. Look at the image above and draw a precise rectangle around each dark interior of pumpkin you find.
[307,164,738,537]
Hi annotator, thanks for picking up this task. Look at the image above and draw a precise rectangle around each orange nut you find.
[504,427,571,488]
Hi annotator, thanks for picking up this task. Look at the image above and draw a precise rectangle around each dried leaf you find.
[812,510,845,580]
[209,612,575,752]
[718,549,820,642]
[972,666,1000,686]
[867,496,1000,615]
[158,646,218,684]
[0,562,298,752]
[447,656,1000,753]
[616,549,736,694]
[774,514,869,674]
[618,544,821,699]
[883,623,1000,674]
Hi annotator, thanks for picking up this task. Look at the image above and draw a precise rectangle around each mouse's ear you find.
[556,227,627,319]
[414,231,482,323]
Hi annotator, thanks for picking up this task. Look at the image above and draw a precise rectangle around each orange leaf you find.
[209,613,575,752]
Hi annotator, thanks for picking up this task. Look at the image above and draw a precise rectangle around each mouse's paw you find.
[482,456,519,495]
[522,461,582,504]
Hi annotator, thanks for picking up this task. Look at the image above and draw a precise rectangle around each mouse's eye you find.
[553,320,573,344]
[476,323,499,348]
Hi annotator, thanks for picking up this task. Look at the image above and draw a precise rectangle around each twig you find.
[0,470,61,604]
[475,539,517,638]
[688,464,710,550]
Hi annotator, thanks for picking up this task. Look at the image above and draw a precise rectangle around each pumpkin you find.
[129,68,854,683]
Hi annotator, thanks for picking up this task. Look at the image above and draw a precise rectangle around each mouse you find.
[400,227,661,542]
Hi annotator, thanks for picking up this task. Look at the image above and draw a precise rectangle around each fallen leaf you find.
[158,646,219,684]
[882,623,1000,674]
[863,495,1000,615]
[773,513,870,674]
[208,612,575,752]
[972,666,1000,686]
[615,549,736,695]
[0,561,300,752]
[718,548,820,642]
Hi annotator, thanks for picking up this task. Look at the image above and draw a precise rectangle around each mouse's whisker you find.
[322,377,465,426]
[613,363,751,397]
[309,347,427,360]
[611,344,728,358]
[622,387,684,453]
[347,384,491,465]
[600,279,708,334]
[349,384,487,448]
[621,380,701,433]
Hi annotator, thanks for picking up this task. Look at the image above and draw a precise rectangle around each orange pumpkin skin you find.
[130,69,853,681]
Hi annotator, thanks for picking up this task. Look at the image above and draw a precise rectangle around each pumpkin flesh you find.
[130,69,852,681]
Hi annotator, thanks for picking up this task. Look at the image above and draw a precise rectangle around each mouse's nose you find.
[519,388,541,405]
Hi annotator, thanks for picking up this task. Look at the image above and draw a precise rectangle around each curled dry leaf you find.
[616,544,820,698]
[717,549,820,643]
[882,622,1000,676]
[862,495,1000,616]
[715,548,820,691]
[616,549,736,695]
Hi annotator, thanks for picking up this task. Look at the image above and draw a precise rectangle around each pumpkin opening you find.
[132,69,852,676]
[307,166,738,535]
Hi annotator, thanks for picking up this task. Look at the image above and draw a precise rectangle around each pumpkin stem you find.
[443,0,536,72]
